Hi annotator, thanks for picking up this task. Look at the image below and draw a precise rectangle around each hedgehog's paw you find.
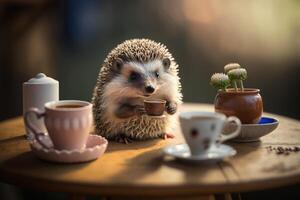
[115,133,133,144]
[166,102,177,115]
[162,133,175,140]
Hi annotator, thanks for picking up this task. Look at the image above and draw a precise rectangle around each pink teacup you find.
[24,100,92,150]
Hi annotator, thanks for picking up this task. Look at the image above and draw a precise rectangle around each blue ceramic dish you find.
[225,117,279,142]
[258,117,278,125]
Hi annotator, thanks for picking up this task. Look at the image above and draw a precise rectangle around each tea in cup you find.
[144,99,166,116]
[24,100,92,150]
[179,112,241,156]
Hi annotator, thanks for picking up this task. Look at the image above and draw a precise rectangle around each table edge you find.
[1,169,299,196]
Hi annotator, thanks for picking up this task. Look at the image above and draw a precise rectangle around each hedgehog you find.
[92,39,182,143]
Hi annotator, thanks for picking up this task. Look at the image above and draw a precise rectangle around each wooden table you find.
[0,103,300,199]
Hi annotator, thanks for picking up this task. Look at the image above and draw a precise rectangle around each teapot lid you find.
[24,73,58,85]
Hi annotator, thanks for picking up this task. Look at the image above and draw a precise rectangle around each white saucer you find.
[29,135,108,163]
[163,144,236,163]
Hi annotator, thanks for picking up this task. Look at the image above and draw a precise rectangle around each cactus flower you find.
[224,63,241,74]
[210,73,230,91]
[228,68,247,91]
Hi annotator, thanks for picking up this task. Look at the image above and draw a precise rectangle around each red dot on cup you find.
[190,129,198,137]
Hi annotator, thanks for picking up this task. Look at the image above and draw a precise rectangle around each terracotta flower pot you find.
[214,88,263,124]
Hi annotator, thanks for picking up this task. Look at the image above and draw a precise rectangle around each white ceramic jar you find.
[23,73,59,135]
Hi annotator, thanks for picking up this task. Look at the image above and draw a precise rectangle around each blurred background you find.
[0,0,300,199]
[1,0,300,121]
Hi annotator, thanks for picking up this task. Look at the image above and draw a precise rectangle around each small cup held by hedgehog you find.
[144,99,166,116]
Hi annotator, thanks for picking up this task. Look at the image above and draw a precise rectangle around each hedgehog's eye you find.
[154,71,159,78]
[129,72,141,81]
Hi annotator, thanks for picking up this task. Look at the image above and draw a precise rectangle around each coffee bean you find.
[266,146,300,155]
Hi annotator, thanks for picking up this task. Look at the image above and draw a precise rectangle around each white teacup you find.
[24,100,92,150]
[179,112,241,156]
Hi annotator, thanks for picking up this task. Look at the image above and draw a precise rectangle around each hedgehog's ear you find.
[162,58,171,70]
[112,58,123,72]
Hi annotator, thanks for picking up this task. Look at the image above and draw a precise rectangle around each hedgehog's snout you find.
[145,85,155,94]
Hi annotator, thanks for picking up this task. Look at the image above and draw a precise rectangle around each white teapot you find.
[23,73,59,135]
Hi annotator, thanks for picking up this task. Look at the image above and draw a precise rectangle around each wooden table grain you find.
[0,103,300,198]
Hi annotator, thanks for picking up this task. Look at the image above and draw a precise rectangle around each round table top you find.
[0,103,300,197]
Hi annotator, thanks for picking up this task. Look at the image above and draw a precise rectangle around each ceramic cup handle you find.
[220,116,241,143]
[24,108,49,149]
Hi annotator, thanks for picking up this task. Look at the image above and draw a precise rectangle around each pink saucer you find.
[29,135,108,163]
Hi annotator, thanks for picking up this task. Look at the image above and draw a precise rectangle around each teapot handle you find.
[24,108,50,149]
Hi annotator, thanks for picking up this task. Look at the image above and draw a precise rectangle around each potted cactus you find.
[210,63,263,124]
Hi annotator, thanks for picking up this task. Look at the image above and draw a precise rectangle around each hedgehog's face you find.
[112,58,171,97]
